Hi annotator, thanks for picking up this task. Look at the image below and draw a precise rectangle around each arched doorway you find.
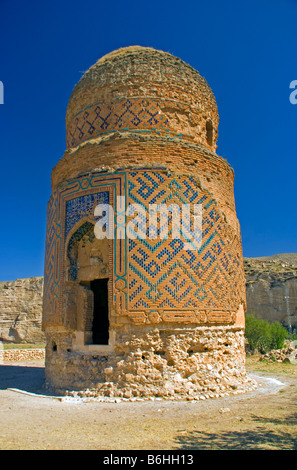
[65,220,110,346]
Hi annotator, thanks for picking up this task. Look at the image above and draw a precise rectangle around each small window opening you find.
[52,342,57,352]
[206,120,213,146]
[90,279,109,345]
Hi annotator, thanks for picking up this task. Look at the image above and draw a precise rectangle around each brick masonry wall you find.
[42,46,248,397]
[65,46,219,152]
[52,135,237,229]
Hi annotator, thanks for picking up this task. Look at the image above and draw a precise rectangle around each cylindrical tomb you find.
[42,46,253,399]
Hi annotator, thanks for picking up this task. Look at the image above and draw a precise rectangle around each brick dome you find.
[65,46,219,152]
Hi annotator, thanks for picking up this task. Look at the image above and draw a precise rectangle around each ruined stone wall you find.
[1,348,45,362]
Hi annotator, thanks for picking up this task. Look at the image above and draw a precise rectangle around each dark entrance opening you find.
[90,279,109,345]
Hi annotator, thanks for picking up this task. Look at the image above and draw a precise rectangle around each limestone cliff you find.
[0,277,44,343]
[245,254,297,332]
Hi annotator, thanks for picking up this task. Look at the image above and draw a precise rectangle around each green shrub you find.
[245,313,289,354]
[269,322,289,350]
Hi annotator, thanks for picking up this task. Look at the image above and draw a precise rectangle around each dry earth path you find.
[0,356,296,450]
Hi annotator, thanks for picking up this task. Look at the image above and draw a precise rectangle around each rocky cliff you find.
[245,254,297,332]
[0,277,44,344]
[0,253,296,344]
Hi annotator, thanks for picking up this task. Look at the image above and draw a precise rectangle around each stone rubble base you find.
[48,377,258,403]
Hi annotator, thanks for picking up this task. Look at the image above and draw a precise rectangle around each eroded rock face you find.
[0,277,44,344]
[245,255,297,331]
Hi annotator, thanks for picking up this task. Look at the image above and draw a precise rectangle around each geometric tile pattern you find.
[43,169,245,327]
[65,191,109,238]
[66,97,198,148]
[127,170,245,323]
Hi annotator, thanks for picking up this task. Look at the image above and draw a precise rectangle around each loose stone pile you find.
[260,346,297,364]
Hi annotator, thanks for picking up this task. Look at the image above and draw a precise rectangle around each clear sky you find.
[0,0,296,281]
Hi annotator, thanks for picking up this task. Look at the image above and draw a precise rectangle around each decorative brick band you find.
[66,97,204,149]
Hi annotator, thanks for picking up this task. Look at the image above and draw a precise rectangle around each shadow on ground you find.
[174,413,297,450]
[0,364,53,395]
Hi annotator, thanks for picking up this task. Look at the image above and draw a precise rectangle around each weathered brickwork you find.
[43,46,251,399]
[66,47,219,152]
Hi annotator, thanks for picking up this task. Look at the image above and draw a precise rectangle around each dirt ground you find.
[0,356,296,450]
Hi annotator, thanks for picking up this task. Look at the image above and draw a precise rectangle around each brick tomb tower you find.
[42,46,255,400]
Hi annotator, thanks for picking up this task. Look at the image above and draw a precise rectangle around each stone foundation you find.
[44,325,256,400]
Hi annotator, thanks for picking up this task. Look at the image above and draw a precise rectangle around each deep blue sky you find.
[0,0,296,281]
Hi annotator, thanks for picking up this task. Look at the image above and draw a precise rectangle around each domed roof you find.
[66,46,219,151]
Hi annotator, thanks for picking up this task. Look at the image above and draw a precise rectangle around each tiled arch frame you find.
[43,171,127,327]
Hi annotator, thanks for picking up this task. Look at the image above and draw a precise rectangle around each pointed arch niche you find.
[64,218,114,352]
